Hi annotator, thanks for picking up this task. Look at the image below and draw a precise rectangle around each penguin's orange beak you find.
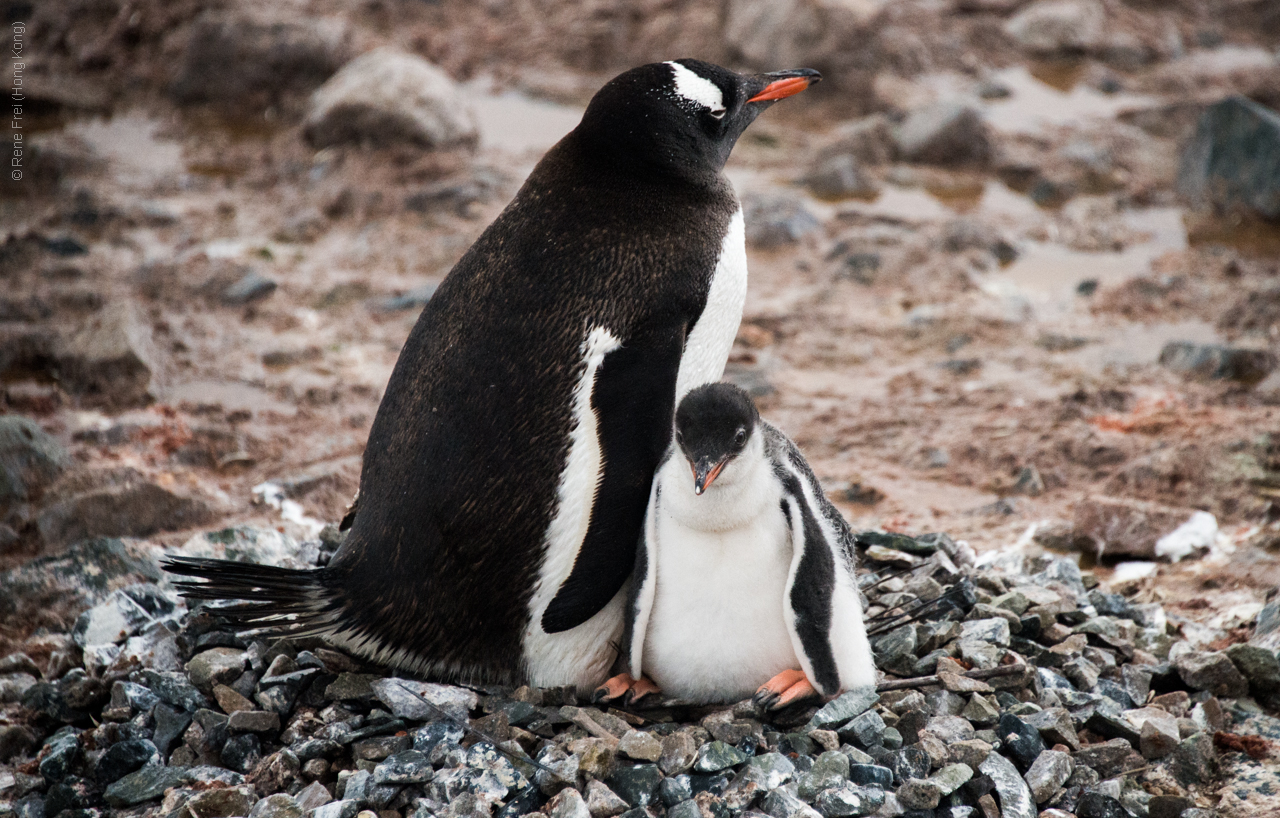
[747,68,822,103]
[690,457,728,495]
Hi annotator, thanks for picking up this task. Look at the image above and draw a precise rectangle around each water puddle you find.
[949,66,1157,135]
[160,380,297,417]
[61,111,185,189]
[466,82,583,155]
[995,206,1186,309]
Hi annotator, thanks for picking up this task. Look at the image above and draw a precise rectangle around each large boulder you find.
[0,416,69,514]
[1178,95,1280,221]
[304,48,478,151]
[36,467,217,549]
[723,0,882,70]
[55,303,163,410]
[1003,0,1106,55]
[894,102,991,166]
[170,11,351,107]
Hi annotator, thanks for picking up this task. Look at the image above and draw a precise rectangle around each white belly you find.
[675,208,747,400]
[644,500,797,703]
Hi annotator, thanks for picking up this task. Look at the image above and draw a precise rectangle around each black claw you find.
[591,687,611,704]
[753,689,780,709]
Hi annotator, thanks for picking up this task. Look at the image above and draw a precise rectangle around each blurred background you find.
[3,0,1280,635]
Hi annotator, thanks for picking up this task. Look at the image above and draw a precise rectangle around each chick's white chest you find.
[643,459,798,702]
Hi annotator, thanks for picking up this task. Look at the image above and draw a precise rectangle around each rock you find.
[1174,651,1249,697]
[738,752,796,790]
[809,687,879,730]
[229,710,281,734]
[547,787,592,818]
[95,738,159,783]
[798,751,850,799]
[694,741,747,773]
[170,10,350,106]
[1138,716,1180,760]
[371,678,478,721]
[0,416,69,513]
[1003,0,1106,55]
[1022,708,1079,751]
[1075,793,1129,818]
[815,782,884,817]
[947,741,992,770]
[1023,750,1073,804]
[607,764,663,807]
[722,0,874,70]
[893,102,991,167]
[72,585,173,648]
[660,732,699,775]
[37,467,216,547]
[1159,341,1276,386]
[0,537,162,634]
[762,787,824,818]
[897,778,944,810]
[1147,795,1194,818]
[804,154,879,200]
[1227,643,1280,692]
[250,794,304,818]
[1072,495,1208,560]
[373,750,433,785]
[978,752,1036,818]
[618,730,663,763]
[743,193,822,248]
[185,787,255,817]
[1178,96,1280,220]
[585,779,630,818]
[222,271,278,305]
[304,47,478,150]
[1172,733,1218,785]
[1072,738,1139,778]
[295,781,334,811]
[103,765,193,807]
[187,648,248,693]
[55,303,161,409]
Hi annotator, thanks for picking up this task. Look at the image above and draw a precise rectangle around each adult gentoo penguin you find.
[597,383,875,706]
[165,60,821,691]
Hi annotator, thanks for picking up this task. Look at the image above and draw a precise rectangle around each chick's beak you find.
[747,68,822,103]
[690,457,729,495]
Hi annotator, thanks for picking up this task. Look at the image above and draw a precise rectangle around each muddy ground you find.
[3,0,1280,642]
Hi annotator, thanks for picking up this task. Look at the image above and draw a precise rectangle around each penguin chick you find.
[598,383,876,707]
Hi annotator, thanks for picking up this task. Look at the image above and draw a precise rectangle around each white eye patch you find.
[665,61,727,116]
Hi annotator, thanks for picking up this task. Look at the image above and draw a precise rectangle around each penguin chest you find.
[675,208,747,400]
[644,503,797,702]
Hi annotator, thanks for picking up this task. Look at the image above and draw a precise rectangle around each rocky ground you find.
[3,0,1280,816]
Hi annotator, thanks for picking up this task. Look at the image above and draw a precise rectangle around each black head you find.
[574,59,821,186]
[674,382,761,495]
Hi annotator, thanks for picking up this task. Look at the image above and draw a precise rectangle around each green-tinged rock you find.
[104,765,193,806]
[808,688,879,730]
[693,740,747,773]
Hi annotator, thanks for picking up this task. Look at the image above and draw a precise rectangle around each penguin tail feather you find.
[162,556,345,639]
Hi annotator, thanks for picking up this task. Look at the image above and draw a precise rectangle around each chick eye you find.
[734,428,747,446]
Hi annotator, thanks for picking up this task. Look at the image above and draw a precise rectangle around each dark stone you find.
[0,416,70,513]
[39,729,82,782]
[1159,341,1276,386]
[141,670,209,712]
[1148,794,1195,818]
[1172,733,1218,785]
[897,711,927,745]
[152,705,192,756]
[607,764,664,807]
[94,739,159,783]
[21,683,86,726]
[848,764,893,788]
[1178,95,1280,220]
[687,773,730,797]
[43,776,98,815]
[1088,591,1138,621]
[1075,793,1128,818]
[222,733,263,773]
[996,714,1045,772]
[660,775,693,807]
[887,747,931,784]
[103,765,193,807]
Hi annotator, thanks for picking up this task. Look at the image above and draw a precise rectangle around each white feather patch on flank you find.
[522,325,629,691]
[676,207,747,400]
[666,61,726,114]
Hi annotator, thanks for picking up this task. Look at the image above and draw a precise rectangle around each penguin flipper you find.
[620,478,662,678]
[769,422,870,697]
[541,323,686,634]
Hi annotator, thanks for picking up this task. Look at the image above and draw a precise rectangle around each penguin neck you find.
[564,125,728,192]
[664,434,774,533]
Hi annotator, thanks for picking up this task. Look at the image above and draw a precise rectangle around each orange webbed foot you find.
[753,668,820,710]
[592,673,661,707]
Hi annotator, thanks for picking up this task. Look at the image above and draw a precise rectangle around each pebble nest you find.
[1,527,1276,818]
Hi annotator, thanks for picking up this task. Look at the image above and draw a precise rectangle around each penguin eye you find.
[733,428,747,446]
[708,108,726,120]
[675,431,684,445]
